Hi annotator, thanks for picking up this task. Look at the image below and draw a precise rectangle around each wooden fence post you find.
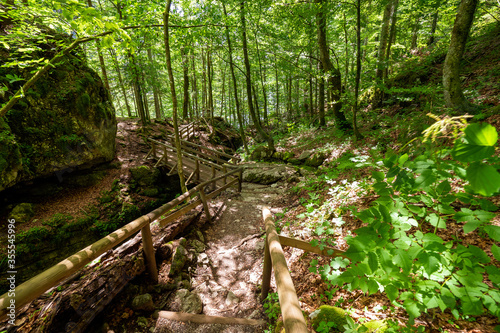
[238,168,243,192]
[262,207,308,333]
[211,165,216,191]
[261,239,272,301]
[141,220,158,282]
[198,185,212,222]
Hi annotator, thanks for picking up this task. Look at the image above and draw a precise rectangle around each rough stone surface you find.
[0,33,116,192]
[242,163,300,184]
[304,151,328,167]
[131,294,155,312]
[8,203,35,223]
[188,239,206,253]
[169,244,188,277]
[169,289,203,314]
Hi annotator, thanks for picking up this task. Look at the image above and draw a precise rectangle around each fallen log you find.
[5,207,203,333]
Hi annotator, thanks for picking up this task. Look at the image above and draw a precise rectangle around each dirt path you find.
[155,182,290,332]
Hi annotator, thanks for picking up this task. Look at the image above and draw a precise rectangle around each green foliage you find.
[311,305,348,332]
[313,122,500,324]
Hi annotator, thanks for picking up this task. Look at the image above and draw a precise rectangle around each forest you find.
[0,0,500,332]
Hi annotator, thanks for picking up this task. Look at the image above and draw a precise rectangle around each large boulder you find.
[242,163,301,184]
[0,31,116,192]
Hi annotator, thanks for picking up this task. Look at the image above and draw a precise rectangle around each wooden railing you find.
[147,138,240,188]
[261,207,347,332]
[0,168,242,320]
[179,121,196,141]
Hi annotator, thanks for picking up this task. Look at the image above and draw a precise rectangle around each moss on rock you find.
[361,320,388,332]
[310,305,348,332]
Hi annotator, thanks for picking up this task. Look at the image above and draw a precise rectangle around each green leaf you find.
[492,244,500,262]
[372,171,385,181]
[414,169,437,190]
[425,213,446,229]
[398,154,409,166]
[386,284,399,302]
[452,123,498,162]
[403,298,422,319]
[393,249,412,273]
[484,225,500,242]
[466,162,500,197]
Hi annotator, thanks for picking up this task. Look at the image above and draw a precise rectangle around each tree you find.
[316,0,351,131]
[240,0,275,152]
[443,0,478,113]
[164,0,187,193]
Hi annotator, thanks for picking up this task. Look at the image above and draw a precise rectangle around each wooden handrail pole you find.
[196,160,200,181]
[141,220,158,282]
[239,168,243,192]
[223,165,227,185]
[262,207,308,333]
[152,142,157,158]
[261,238,272,301]
[211,166,216,191]
[198,185,211,222]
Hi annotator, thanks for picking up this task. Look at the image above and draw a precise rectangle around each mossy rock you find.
[310,305,348,332]
[273,151,295,162]
[8,203,35,223]
[142,188,159,197]
[130,166,161,187]
[305,151,328,167]
[360,320,388,332]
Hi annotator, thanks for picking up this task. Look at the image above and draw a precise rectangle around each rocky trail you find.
[151,182,291,332]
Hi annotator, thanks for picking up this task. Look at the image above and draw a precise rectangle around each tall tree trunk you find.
[164,0,187,193]
[191,51,199,119]
[384,0,399,79]
[427,7,440,46]
[147,48,162,119]
[130,53,146,123]
[181,47,190,120]
[207,48,214,121]
[353,0,363,139]
[222,2,249,155]
[443,0,478,113]
[373,0,393,107]
[110,49,132,117]
[275,55,280,121]
[318,61,326,127]
[316,0,351,130]
[411,14,420,50]
[253,32,269,126]
[201,49,208,118]
[240,0,274,152]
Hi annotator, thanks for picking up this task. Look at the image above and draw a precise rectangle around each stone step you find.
[154,311,266,333]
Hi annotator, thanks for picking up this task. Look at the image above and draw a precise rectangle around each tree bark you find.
[316,0,351,130]
[353,0,363,139]
[181,47,190,120]
[222,2,249,155]
[147,48,162,119]
[164,0,187,193]
[411,14,420,50]
[427,8,439,46]
[443,0,478,113]
[110,49,132,117]
[373,0,393,107]
[240,0,274,152]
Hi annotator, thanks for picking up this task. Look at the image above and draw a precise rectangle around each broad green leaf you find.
[418,252,440,275]
[466,162,500,196]
[484,225,500,242]
[398,153,409,166]
[462,296,484,315]
[492,244,500,262]
[403,298,422,319]
[414,169,437,190]
[393,249,412,273]
[367,252,378,272]
[486,266,500,285]
[452,123,498,162]
[368,279,380,294]
[372,171,385,181]
[425,213,446,229]
[436,180,451,195]
[385,284,398,302]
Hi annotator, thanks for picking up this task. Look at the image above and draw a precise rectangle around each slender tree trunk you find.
[130,53,146,123]
[201,49,208,118]
[373,0,393,106]
[164,0,187,193]
[411,15,420,50]
[428,7,440,46]
[318,61,326,127]
[353,0,363,139]
[191,51,199,119]
[384,0,399,79]
[316,0,351,130]
[222,2,249,155]
[110,49,132,117]
[147,48,162,119]
[253,32,269,126]
[443,0,478,113]
[275,55,280,121]
[181,47,190,120]
[207,48,214,121]
[240,0,274,152]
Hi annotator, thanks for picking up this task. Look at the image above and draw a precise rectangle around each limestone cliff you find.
[0,32,117,191]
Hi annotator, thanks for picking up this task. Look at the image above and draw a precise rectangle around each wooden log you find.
[198,186,212,222]
[261,239,272,301]
[262,207,308,333]
[158,311,266,326]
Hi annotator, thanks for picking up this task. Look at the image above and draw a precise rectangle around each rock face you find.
[242,163,301,184]
[0,33,116,192]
